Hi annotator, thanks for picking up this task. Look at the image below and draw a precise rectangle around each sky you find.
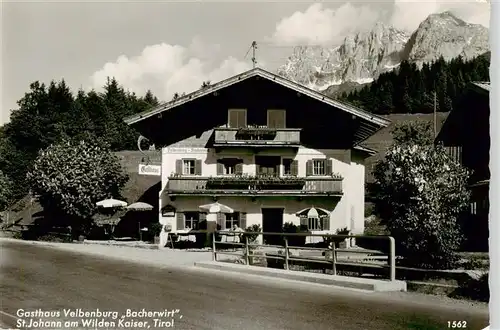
[1,0,490,125]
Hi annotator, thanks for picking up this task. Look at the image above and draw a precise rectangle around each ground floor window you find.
[184,212,199,230]
[308,217,323,231]
[226,212,240,229]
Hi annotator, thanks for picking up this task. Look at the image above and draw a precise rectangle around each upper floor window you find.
[256,156,280,177]
[183,159,195,175]
[217,158,243,175]
[283,158,298,176]
[228,109,247,128]
[306,159,333,176]
[267,109,286,128]
[313,160,325,175]
[175,159,202,176]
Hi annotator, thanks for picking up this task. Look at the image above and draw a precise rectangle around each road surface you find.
[0,240,489,330]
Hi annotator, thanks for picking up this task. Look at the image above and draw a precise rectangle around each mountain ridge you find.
[277,11,489,94]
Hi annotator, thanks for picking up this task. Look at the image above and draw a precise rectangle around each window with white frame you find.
[184,212,199,230]
[313,160,326,176]
[183,159,196,175]
[225,212,240,229]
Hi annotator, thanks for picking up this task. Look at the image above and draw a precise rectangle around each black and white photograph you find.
[0,1,497,329]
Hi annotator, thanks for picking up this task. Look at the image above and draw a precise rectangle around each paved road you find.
[0,240,489,330]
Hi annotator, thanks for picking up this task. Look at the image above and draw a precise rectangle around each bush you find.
[463,255,487,270]
[282,222,306,247]
[149,222,163,237]
[322,227,350,248]
[242,224,261,244]
[453,273,489,302]
[357,217,390,253]
[371,140,470,269]
[27,139,128,232]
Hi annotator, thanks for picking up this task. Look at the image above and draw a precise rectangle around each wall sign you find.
[166,147,207,154]
[138,164,161,176]
[161,205,176,217]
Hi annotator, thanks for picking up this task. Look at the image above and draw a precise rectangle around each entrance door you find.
[262,208,284,245]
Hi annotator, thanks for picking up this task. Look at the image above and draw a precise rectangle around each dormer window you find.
[267,109,286,128]
[228,109,247,128]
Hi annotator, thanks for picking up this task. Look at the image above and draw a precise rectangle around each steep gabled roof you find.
[124,67,390,128]
[435,81,490,144]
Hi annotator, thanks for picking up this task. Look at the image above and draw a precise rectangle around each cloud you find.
[90,40,251,101]
[390,0,490,32]
[270,3,383,46]
[270,1,490,46]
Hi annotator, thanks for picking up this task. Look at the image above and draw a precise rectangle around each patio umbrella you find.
[199,202,234,214]
[127,202,154,211]
[96,198,128,208]
[296,206,330,218]
[127,202,154,241]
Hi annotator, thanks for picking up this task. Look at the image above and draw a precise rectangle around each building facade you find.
[124,68,389,243]
[435,82,490,251]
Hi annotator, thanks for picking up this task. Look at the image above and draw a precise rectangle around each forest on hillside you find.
[0,79,162,203]
[337,52,490,115]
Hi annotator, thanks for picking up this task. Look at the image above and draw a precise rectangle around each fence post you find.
[212,232,216,262]
[388,236,396,281]
[245,236,250,265]
[331,241,337,276]
[284,236,289,270]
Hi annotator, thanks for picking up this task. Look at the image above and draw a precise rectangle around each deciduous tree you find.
[371,141,470,269]
[27,139,129,232]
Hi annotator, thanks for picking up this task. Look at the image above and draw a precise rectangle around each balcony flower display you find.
[206,175,306,189]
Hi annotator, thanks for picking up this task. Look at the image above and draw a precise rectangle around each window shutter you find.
[239,212,247,229]
[195,159,202,175]
[238,110,247,128]
[306,160,313,176]
[217,213,226,230]
[275,110,285,128]
[291,160,298,176]
[235,161,243,175]
[228,110,238,128]
[322,216,330,231]
[300,216,308,227]
[176,159,183,174]
[256,164,261,176]
[199,212,207,222]
[176,212,185,230]
[217,162,224,175]
[326,159,333,175]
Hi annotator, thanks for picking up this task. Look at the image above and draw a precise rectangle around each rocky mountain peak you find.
[406,11,489,66]
[277,22,409,90]
[276,11,489,95]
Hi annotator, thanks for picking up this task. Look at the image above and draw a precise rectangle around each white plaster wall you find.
[159,146,366,236]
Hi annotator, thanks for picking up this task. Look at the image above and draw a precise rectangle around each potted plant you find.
[149,222,163,244]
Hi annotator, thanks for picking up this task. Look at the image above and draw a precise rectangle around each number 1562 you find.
[448,321,467,328]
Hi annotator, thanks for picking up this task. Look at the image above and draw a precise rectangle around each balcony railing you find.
[212,126,301,148]
[166,175,343,196]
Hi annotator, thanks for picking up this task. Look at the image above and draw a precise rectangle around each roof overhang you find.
[435,81,490,144]
[469,180,489,188]
[124,68,390,144]
[353,145,378,156]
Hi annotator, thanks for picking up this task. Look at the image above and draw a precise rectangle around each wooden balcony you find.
[212,126,301,148]
[166,175,343,197]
